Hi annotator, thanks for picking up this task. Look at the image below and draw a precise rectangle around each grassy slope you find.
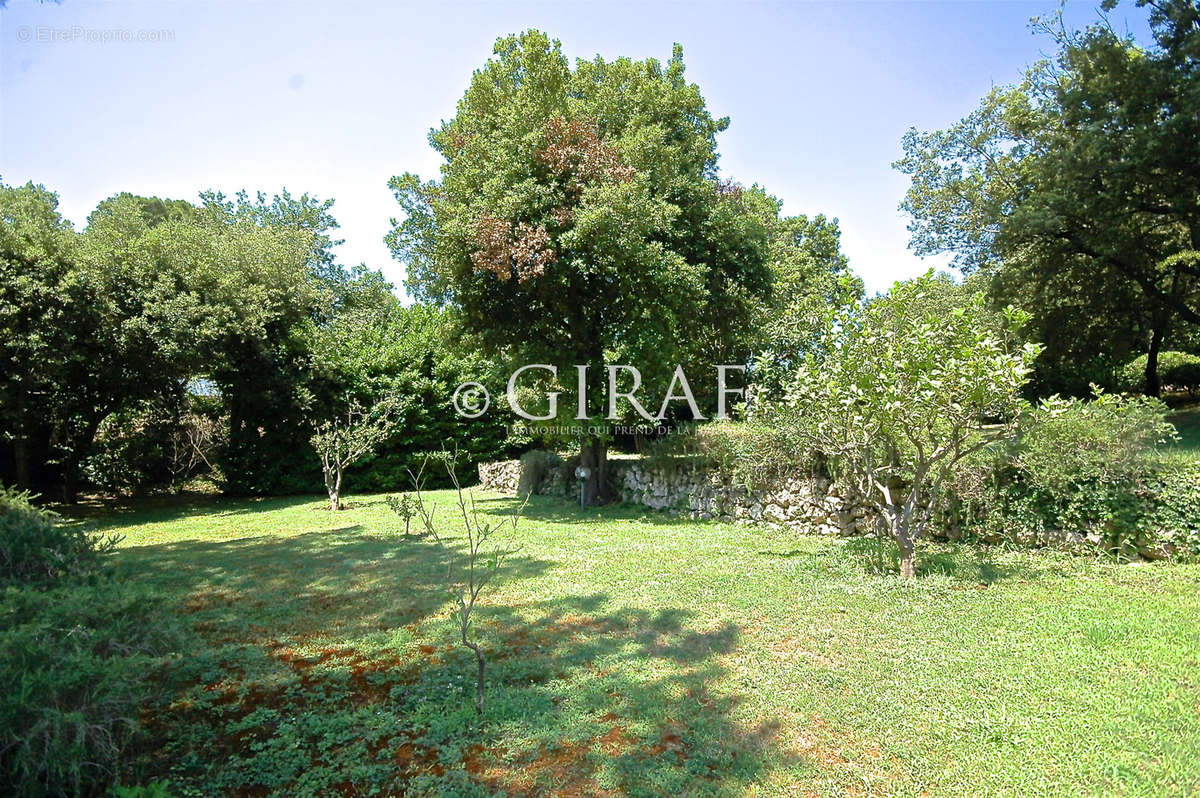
[85,492,1200,797]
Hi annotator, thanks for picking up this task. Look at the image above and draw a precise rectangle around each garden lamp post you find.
[574,466,590,511]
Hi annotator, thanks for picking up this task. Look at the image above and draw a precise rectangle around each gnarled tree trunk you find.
[897,534,916,579]
[325,465,342,511]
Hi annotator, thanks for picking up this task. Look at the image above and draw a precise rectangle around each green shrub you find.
[1118,350,1200,394]
[943,392,1199,556]
[83,405,179,495]
[83,401,225,495]
[0,488,116,587]
[110,781,175,798]
[1139,462,1200,557]
[0,580,180,797]
[1015,392,1176,491]
[1167,361,1200,396]
[640,420,816,490]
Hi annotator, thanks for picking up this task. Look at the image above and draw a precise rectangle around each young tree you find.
[387,31,777,503]
[409,455,523,714]
[773,273,1041,578]
[311,395,404,511]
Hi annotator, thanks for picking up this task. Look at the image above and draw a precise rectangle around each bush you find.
[1119,350,1200,394]
[0,579,180,797]
[1015,392,1176,490]
[942,392,1199,556]
[84,401,226,495]
[1139,462,1200,557]
[0,488,116,587]
[641,421,815,491]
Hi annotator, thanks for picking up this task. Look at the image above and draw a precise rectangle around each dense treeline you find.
[4,0,1198,506]
[0,183,516,500]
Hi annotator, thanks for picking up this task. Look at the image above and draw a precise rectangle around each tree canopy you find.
[388,31,851,500]
[895,0,1200,396]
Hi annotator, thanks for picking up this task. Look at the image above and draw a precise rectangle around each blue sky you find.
[1,0,1152,295]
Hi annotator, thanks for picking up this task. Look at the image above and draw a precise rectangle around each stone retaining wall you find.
[478,454,876,538]
[477,452,1176,558]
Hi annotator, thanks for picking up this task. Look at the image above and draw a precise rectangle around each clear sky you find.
[1,0,1153,295]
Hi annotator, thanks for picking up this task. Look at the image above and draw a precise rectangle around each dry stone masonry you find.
[477,452,1182,558]
[478,455,877,537]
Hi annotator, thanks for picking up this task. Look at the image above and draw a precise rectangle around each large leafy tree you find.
[388,31,776,502]
[83,193,320,497]
[0,182,83,493]
[199,188,344,286]
[750,213,864,398]
[895,0,1200,396]
[0,182,322,500]
[0,186,221,500]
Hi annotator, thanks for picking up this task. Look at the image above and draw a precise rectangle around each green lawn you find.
[84,491,1200,797]
[1168,404,1200,455]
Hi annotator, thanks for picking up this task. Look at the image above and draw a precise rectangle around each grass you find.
[1167,404,1200,455]
[75,491,1200,797]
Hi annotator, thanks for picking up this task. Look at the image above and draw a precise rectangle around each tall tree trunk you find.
[62,463,79,505]
[1146,322,1165,397]
[13,385,30,490]
[579,437,610,506]
[60,416,103,505]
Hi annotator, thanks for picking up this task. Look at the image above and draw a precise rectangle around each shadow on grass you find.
[458,596,783,797]
[840,535,1051,583]
[474,492,725,530]
[118,523,792,796]
[112,523,553,643]
[59,492,325,528]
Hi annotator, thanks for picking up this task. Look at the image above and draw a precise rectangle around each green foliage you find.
[1140,462,1200,557]
[197,188,343,286]
[1119,351,1200,395]
[640,421,813,492]
[0,180,325,500]
[0,181,87,495]
[384,493,420,537]
[0,487,113,587]
[83,404,181,495]
[758,215,862,354]
[80,396,224,495]
[313,303,517,492]
[1017,392,1177,491]
[763,271,1039,575]
[110,781,175,798]
[896,1,1200,397]
[0,579,179,797]
[944,392,1198,556]
[387,30,831,488]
